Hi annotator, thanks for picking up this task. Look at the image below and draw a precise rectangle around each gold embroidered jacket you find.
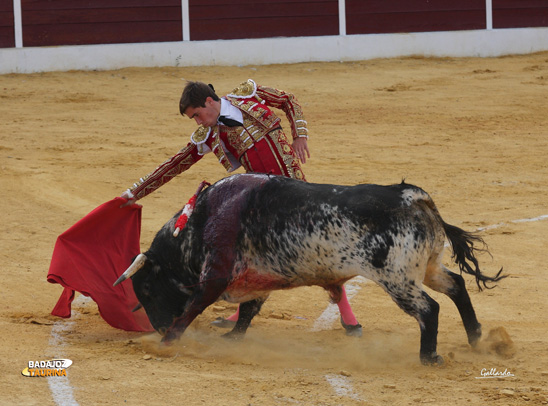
[128,79,308,200]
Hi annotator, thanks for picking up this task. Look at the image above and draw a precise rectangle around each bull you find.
[114,174,504,365]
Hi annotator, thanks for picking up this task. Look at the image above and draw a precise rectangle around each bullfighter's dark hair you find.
[179,81,220,116]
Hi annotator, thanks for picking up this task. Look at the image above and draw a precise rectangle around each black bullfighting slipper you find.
[340,317,363,337]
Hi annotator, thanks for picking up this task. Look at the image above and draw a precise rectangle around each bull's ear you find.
[113,253,148,286]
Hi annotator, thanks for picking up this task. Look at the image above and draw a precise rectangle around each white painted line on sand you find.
[325,374,364,401]
[48,319,79,406]
[312,277,369,401]
[476,214,548,231]
[48,295,90,406]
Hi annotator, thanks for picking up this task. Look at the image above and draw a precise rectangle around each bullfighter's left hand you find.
[292,137,310,164]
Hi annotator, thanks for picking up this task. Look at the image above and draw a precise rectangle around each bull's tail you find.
[442,221,506,291]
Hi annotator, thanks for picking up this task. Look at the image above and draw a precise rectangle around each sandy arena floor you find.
[2,52,548,405]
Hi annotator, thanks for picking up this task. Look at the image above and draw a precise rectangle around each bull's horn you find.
[113,253,147,286]
[131,303,143,312]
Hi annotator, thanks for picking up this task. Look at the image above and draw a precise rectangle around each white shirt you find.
[218,98,244,126]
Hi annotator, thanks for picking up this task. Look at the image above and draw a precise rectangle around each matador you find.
[124,79,308,201]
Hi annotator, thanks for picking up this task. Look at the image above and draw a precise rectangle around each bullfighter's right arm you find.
[124,142,203,201]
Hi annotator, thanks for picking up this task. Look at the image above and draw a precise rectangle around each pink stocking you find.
[337,286,358,326]
[226,306,240,322]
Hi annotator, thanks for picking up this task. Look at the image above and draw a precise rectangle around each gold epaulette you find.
[190,126,211,154]
[227,79,257,99]
[191,126,210,144]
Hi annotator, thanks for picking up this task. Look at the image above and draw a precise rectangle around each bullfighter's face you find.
[184,96,221,128]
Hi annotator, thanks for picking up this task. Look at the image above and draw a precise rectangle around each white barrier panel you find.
[1,27,548,74]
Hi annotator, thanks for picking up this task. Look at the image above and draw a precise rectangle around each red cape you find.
[47,197,153,332]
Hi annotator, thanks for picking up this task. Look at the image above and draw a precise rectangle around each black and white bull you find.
[114,174,504,365]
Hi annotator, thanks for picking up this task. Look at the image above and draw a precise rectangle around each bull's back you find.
[198,175,443,286]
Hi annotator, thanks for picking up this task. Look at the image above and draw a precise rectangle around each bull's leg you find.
[222,297,267,340]
[417,293,442,365]
[382,282,443,365]
[326,285,362,337]
[424,264,482,346]
[162,277,230,344]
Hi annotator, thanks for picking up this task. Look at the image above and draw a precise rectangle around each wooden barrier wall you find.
[493,0,548,28]
[346,0,486,34]
[0,0,15,47]
[1,0,547,48]
[189,0,339,40]
[21,0,182,46]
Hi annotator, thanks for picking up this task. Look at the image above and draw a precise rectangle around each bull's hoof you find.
[221,330,245,341]
[160,335,175,346]
[211,317,237,329]
[420,352,444,366]
[161,328,181,345]
[468,324,482,348]
[341,317,363,337]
